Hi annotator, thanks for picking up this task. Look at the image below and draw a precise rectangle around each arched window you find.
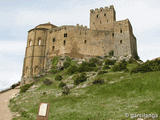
[64,40,66,46]
[64,33,67,37]
[120,29,123,33]
[84,40,87,44]
[29,40,32,46]
[112,33,114,37]
[104,13,106,16]
[52,46,55,51]
[97,14,99,18]
[38,39,41,45]
[120,40,122,44]
[53,38,56,42]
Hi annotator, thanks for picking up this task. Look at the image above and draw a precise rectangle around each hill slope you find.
[9,57,160,120]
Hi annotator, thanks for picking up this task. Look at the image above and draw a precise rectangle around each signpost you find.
[37,103,49,120]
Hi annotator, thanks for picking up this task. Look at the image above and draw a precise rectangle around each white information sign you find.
[39,103,48,116]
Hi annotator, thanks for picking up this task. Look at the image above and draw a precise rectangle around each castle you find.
[21,5,138,84]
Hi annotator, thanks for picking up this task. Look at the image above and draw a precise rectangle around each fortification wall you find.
[45,25,113,60]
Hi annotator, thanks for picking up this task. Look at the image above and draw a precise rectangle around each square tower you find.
[90,5,116,30]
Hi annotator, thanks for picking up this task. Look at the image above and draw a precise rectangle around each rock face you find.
[21,5,138,84]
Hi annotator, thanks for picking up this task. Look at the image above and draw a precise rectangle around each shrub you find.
[93,78,105,85]
[21,110,29,118]
[11,82,20,89]
[65,56,72,62]
[128,58,137,64]
[109,50,114,56]
[134,54,140,60]
[78,61,96,72]
[43,79,53,86]
[55,74,63,81]
[131,59,160,74]
[112,60,128,72]
[51,56,59,69]
[97,70,108,75]
[67,65,78,74]
[74,73,87,85]
[103,65,111,70]
[50,67,58,74]
[62,86,70,95]
[105,59,116,65]
[63,61,71,69]
[59,82,66,88]
[89,58,102,66]
[20,83,33,93]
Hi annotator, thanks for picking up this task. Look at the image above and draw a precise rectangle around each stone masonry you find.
[21,5,138,84]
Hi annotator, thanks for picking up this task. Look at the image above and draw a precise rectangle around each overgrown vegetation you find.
[105,59,116,65]
[112,60,128,72]
[59,82,66,88]
[43,79,53,86]
[92,78,105,85]
[109,50,114,56]
[131,59,160,73]
[10,56,160,120]
[67,65,78,75]
[20,83,33,93]
[73,73,87,85]
[55,74,63,81]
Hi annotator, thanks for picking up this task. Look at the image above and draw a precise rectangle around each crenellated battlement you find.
[90,5,114,14]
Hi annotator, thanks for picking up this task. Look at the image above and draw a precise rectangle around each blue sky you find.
[0,0,160,90]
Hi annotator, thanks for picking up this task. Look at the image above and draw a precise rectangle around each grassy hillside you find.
[9,57,160,120]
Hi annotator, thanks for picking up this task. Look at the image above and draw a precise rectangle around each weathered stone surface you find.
[21,5,138,84]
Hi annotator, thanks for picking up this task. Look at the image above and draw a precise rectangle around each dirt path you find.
[0,89,19,120]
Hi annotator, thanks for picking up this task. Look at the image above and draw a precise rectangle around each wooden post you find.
[37,103,49,120]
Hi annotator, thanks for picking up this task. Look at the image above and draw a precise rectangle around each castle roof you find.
[28,22,57,32]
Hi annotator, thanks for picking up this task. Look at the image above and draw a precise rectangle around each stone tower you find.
[22,23,57,84]
[90,5,116,30]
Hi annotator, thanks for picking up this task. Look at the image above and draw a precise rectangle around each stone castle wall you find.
[21,5,138,84]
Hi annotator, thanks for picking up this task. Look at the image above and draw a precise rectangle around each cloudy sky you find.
[0,0,160,90]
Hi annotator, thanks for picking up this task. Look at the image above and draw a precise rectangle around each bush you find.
[134,54,140,60]
[67,65,78,74]
[74,73,87,85]
[97,70,108,75]
[55,74,63,81]
[59,82,66,88]
[52,56,59,67]
[50,67,58,74]
[103,65,111,70]
[93,78,105,85]
[20,83,33,93]
[131,59,160,74]
[63,61,71,69]
[11,82,20,89]
[89,58,102,66]
[128,58,137,64]
[109,50,114,56]
[104,59,116,65]
[62,86,70,95]
[112,60,128,72]
[43,79,53,86]
[78,61,96,72]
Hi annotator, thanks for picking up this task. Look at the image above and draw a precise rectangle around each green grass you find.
[9,62,160,120]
